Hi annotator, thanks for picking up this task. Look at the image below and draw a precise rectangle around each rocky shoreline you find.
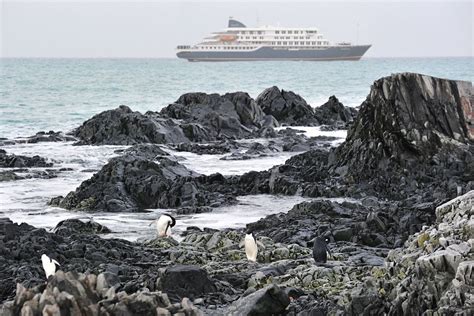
[1,73,473,315]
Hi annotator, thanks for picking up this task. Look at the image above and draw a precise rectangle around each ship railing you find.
[176,45,191,50]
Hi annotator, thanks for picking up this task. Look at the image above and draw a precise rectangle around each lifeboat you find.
[219,34,237,42]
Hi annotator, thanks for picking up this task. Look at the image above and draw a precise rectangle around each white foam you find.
[275,126,347,146]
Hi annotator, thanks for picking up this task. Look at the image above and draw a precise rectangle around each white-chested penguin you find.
[150,214,176,237]
[313,237,331,264]
[41,254,60,279]
[244,232,258,262]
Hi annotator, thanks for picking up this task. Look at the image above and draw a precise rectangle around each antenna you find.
[356,22,360,45]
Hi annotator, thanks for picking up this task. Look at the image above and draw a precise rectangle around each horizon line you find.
[1,56,473,59]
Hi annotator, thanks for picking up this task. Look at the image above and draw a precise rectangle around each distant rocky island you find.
[1,73,473,315]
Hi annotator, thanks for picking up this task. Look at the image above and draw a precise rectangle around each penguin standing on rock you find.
[241,231,265,262]
[245,232,258,262]
[150,214,176,237]
[313,237,332,264]
[41,254,60,279]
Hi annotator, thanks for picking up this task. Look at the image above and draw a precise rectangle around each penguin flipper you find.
[257,241,266,249]
[238,240,245,248]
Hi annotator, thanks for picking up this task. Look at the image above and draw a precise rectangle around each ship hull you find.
[177,45,371,62]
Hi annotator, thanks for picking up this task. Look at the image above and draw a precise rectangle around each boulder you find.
[53,218,112,235]
[314,95,358,128]
[225,284,290,316]
[256,86,319,126]
[157,265,216,302]
[55,154,232,212]
[73,105,189,145]
[332,73,474,180]
[0,150,53,168]
[161,92,271,139]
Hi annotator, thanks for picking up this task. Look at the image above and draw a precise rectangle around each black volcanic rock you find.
[262,73,474,204]
[21,130,77,143]
[157,265,217,302]
[53,218,112,235]
[332,73,474,179]
[256,86,319,126]
[0,150,53,168]
[73,105,189,145]
[55,152,235,212]
[161,91,276,139]
[314,95,358,128]
[226,284,290,315]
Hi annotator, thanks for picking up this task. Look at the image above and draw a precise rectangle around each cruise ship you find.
[176,18,371,62]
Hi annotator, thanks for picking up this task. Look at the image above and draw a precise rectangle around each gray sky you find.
[1,0,472,58]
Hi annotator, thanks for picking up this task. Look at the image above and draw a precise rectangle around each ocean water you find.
[0,57,472,139]
[0,57,472,240]
[0,127,347,241]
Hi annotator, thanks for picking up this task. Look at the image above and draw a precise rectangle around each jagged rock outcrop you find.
[73,105,190,145]
[383,190,473,315]
[53,218,112,236]
[0,218,168,303]
[161,92,277,139]
[225,284,290,315]
[0,149,53,168]
[314,95,358,128]
[53,153,234,212]
[157,265,216,302]
[0,271,203,316]
[333,73,473,179]
[260,73,474,204]
[256,86,319,126]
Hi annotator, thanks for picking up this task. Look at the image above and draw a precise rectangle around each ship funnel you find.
[228,19,246,28]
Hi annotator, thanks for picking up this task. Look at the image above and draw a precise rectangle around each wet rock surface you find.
[0,149,53,168]
[1,191,473,314]
[52,152,235,212]
[53,218,112,235]
[256,86,319,126]
[73,105,190,145]
[314,95,358,129]
[2,73,474,315]
[262,73,474,205]
[0,131,77,146]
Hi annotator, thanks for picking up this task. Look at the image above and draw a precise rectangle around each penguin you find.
[41,254,60,279]
[313,237,332,264]
[244,232,258,262]
[150,214,176,237]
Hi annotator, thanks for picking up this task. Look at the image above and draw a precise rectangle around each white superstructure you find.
[176,18,371,62]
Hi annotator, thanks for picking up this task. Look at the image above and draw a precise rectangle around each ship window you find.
[317,42,321,45]
[246,36,250,39]
[257,31,262,34]
[281,31,286,34]
[275,30,280,34]
[277,41,281,45]
[282,41,287,45]
[288,30,292,34]
[241,31,246,35]
[249,31,254,34]
[293,37,298,39]
[260,36,264,39]
[312,41,316,45]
